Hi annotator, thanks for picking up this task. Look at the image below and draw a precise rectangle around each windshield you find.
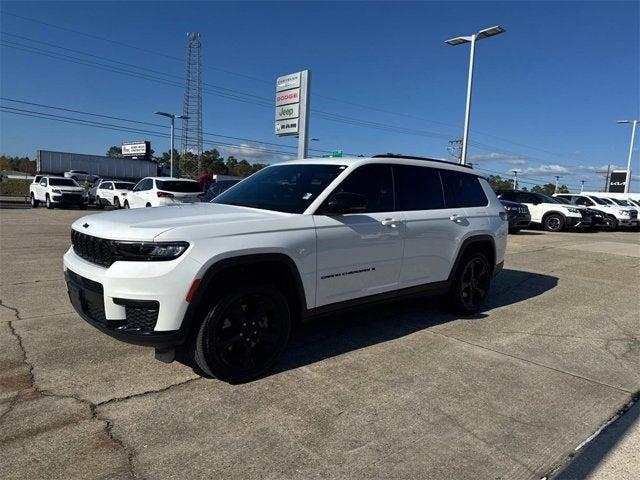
[213,164,345,213]
[536,193,560,203]
[114,182,134,190]
[590,196,608,205]
[610,198,631,206]
[600,197,615,205]
[554,196,571,204]
[156,180,202,193]
[50,178,79,187]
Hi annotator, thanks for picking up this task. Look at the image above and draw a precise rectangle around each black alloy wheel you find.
[30,194,38,208]
[46,195,54,209]
[605,216,618,231]
[195,284,291,383]
[124,200,130,209]
[95,196,104,209]
[449,253,491,314]
[544,214,564,232]
[113,197,121,209]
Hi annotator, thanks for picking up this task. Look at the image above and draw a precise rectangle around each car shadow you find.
[269,268,558,376]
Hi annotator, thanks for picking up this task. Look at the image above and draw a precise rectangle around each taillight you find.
[157,191,174,198]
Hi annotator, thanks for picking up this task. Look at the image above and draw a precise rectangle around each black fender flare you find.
[177,253,307,344]
[447,235,497,282]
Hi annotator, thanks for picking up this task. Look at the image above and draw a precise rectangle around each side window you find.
[107,183,114,190]
[516,193,535,204]
[136,179,152,191]
[498,191,516,202]
[132,180,144,192]
[441,170,488,208]
[394,165,445,211]
[574,196,588,206]
[329,164,394,213]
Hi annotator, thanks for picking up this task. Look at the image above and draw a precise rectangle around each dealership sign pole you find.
[275,70,310,159]
[617,119,638,193]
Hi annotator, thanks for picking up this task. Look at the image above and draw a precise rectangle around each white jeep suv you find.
[496,190,589,231]
[30,176,89,209]
[124,177,202,208]
[94,180,135,209]
[63,155,507,382]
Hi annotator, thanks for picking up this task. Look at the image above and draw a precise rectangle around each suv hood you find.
[71,203,290,241]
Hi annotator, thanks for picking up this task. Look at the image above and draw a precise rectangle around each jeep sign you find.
[275,103,300,121]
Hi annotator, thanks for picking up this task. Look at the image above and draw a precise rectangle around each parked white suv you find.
[496,190,589,231]
[553,194,639,230]
[124,177,202,208]
[30,176,88,209]
[94,180,135,209]
[63,155,507,382]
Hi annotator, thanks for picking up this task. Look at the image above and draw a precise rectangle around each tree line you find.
[106,146,266,178]
[486,174,569,196]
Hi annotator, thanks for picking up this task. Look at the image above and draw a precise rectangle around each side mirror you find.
[323,192,368,215]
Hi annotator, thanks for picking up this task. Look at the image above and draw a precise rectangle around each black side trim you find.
[372,154,473,169]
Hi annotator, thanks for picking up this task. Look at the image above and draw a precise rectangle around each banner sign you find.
[121,141,150,157]
[275,70,310,148]
[608,170,628,193]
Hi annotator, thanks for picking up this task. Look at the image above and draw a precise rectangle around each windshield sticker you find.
[302,193,313,200]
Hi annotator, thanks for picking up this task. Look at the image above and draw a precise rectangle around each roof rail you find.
[371,153,473,169]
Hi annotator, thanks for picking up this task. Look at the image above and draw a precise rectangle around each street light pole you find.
[617,120,638,193]
[511,169,518,190]
[155,112,189,178]
[554,175,560,193]
[446,25,506,166]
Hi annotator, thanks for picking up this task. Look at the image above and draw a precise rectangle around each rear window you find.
[394,165,445,210]
[156,180,202,193]
[441,170,488,208]
[49,178,78,187]
[114,182,134,190]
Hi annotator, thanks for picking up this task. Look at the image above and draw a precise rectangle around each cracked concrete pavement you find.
[1,208,639,479]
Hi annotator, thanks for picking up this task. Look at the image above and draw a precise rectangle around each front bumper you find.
[63,246,203,347]
[507,212,531,229]
[618,217,639,227]
[565,215,591,228]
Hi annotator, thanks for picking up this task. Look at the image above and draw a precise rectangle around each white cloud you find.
[470,152,528,165]
[217,143,294,163]
[519,163,624,176]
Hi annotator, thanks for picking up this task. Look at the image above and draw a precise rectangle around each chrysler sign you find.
[276,72,301,92]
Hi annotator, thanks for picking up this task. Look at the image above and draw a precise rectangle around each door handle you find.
[381,218,400,227]
[449,214,466,223]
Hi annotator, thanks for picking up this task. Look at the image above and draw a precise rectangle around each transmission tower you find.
[180,32,203,176]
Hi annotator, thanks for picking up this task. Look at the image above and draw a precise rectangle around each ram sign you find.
[122,141,150,157]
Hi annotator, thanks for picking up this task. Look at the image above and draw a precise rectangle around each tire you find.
[113,197,121,209]
[146,203,152,208]
[45,194,54,209]
[124,200,130,209]
[194,283,291,383]
[509,228,521,234]
[30,194,39,208]
[604,215,618,231]
[95,196,104,209]
[80,204,87,210]
[447,252,491,315]
[543,213,564,232]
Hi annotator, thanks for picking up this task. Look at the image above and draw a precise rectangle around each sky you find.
[1,1,638,192]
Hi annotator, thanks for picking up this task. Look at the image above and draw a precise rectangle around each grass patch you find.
[0,179,31,197]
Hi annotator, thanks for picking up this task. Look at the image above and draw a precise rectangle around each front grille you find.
[71,230,115,267]
[631,211,638,219]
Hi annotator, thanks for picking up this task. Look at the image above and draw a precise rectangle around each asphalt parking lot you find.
[1,207,639,480]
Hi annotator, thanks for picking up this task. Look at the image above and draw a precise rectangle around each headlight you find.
[52,189,61,194]
[112,241,189,261]
[566,208,581,214]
